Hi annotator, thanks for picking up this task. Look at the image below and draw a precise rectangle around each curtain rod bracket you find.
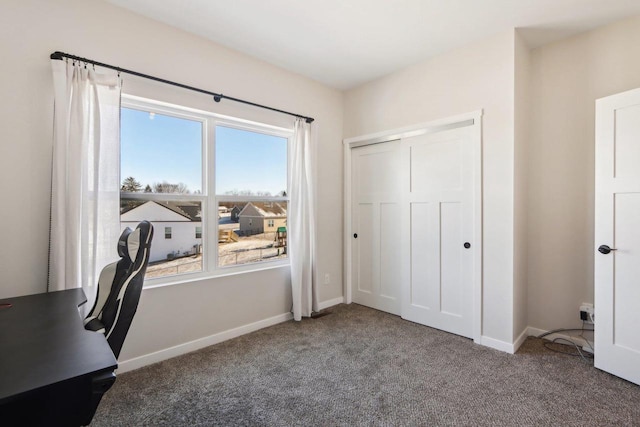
[213,94,222,103]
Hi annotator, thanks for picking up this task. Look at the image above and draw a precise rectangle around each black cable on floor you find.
[537,324,594,362]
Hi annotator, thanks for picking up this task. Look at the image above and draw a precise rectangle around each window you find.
[120,97,290,282]
[216,126,289,267]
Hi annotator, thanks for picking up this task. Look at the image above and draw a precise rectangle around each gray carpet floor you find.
[93,304,640,426]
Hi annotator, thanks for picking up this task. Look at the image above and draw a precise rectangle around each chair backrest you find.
[85,221,154,358]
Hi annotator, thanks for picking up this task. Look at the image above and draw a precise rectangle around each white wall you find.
[513,31,530,341]
[0,0,343,361]
[527,15,640,332]
[344,31,516,345]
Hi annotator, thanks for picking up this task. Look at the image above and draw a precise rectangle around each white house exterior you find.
[121,201,202,263]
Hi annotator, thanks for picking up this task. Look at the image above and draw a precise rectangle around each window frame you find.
[120,95,292,287]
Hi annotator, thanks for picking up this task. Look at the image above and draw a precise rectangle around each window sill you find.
[142,260,290,291]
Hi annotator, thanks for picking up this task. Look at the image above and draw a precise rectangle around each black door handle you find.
[353,233,358,239]
[598,245,617,254]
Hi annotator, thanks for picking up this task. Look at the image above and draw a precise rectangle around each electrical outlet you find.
[579,303,595,324]
[324,273,330,285]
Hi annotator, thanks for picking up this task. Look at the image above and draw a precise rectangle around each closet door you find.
[400,126,477,339]
[595,88,640,385]
[351,141,402,315]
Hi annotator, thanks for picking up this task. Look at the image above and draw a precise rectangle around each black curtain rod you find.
[50,51,314,124]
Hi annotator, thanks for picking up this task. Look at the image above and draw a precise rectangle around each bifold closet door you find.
[351,141,402,315]
[400,126,476,339]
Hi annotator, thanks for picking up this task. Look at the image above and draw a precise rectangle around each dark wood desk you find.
[0,288,117,426]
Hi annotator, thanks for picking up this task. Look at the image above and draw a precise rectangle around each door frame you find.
[343,110,483,344]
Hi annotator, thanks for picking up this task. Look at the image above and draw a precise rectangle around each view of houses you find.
[120,195,287,278]
[120,200,203,263]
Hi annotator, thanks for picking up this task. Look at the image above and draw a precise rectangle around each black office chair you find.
[84,221,154,359]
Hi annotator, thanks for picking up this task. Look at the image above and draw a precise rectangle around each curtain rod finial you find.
[305,118,314,124]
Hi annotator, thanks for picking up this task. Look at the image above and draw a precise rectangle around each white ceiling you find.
[104,0,640,89]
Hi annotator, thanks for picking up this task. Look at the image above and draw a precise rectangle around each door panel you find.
[613,104,640,179]
[355,203,374,295]
[351,142,401,315]
[410,138,463,193]
[380,202,401,300]
[409,202,435,310]
[357,150,402,195]
[595,87,640,385]
[440,202,463,316]
[613,193,640,350]
[402,127,475,339]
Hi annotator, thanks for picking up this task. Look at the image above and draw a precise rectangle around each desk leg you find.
[81,371,116,426]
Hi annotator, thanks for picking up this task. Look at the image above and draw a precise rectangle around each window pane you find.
[218,201,288,266]
[121,199,203,279]
[216,126,287,197]
[121,108,202,194]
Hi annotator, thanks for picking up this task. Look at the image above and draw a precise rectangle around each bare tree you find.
[225,189,253,196]
[224,189,273,197]
[152,181,190,194]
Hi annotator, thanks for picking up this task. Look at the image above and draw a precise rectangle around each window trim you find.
[121,95,292,287]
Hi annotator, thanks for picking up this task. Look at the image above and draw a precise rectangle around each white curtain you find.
[49,60,121,314]
[290,118,318,320]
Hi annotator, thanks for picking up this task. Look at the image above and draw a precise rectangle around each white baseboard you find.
[117,312,293,373]
[527,326,546,338]
[318,296,345,311]
[119,298,344,374]
[480,335,517,354]
[512,327,529,353]
[480,326,546,354]
[480,325,575,355]
[120,308,581,374]
[479,328,528,354]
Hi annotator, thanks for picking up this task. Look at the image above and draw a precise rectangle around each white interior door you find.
[351,141,402,315]
[595,87,640,385]
[400,126,477,339]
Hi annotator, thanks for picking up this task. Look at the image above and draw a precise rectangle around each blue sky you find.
[121,108,287,195]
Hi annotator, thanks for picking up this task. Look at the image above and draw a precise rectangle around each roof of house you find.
[174,203,201,221]
[121,200,201,222]
[238,202,287,218]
